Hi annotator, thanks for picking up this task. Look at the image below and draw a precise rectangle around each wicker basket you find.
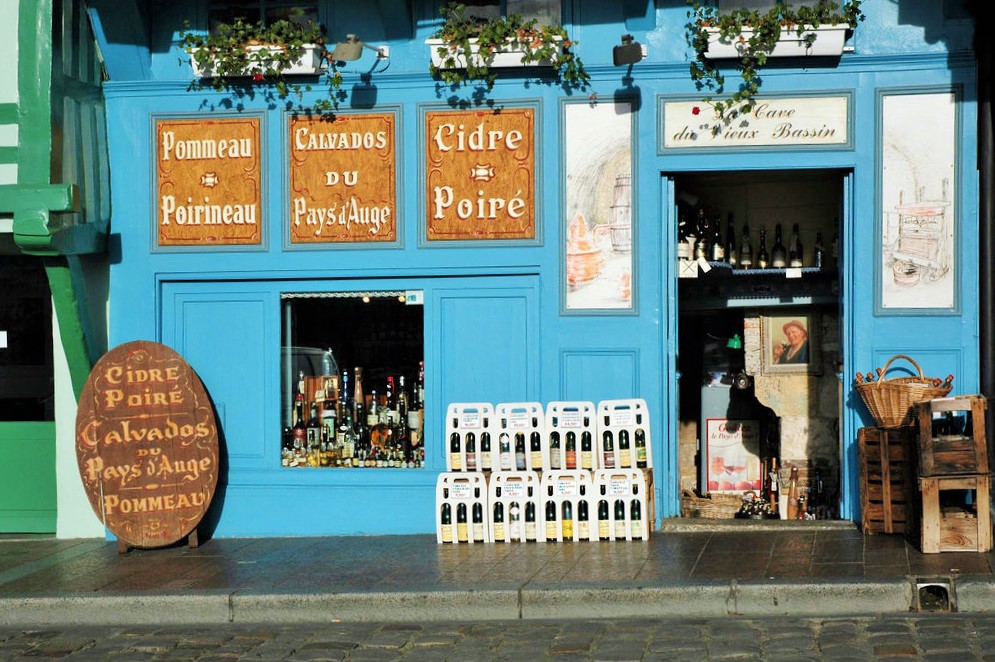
[855,354,951,428]
[680,490,747,519]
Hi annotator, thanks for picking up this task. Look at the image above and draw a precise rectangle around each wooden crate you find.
[919,473,992,553]
[916,395,989,476]
[858,426,917,534]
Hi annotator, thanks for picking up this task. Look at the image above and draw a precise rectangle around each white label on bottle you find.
[607,478,630,496]
[555,480,578,497]
[560,411,583,428]
[450,484,472,500]
[504,483,525,499]
[508,411,529,429]
[612,410,634,427]
[460,411,481,429]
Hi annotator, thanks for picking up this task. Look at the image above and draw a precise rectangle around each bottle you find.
[630,500,642,539]
[449,432,462,471]
[770,223,787,268]
[739,223,753,269]
[525,501,537,542]
[529,430,543,469]
[492,502,505,542]
[480,431,492,471]
[814,232,826,270]
[577,500,590,541]
[561,501,574,540]
[545,501,558,542]
[514,432,527,470]
[509,502,522,541]
[472,502,485,542]
[602,430,615,469]
[549,431,562,469]
[306,401,321,452]
[618,429,632,468]
[292,394,307,453]
[757,226,769,269]
[614,500,627,540]
[788,223,803,268]
[499,433,512,470]
[694,209,709,260]
[725,214,737,267]
[565,431,577,469]
[767,457,779,516]
[709,216,724,262]
[456,503,468,543]
[635,428,648,469]
[580,431,593,470]
[440,503,453,543]
[676,213,690,261]
[598,500,610,540]
[465,432,477,471]
[787,466,800,520]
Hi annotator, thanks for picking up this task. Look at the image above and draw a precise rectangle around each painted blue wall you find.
[97,1,978,535]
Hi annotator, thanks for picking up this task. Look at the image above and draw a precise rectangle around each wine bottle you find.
[465,432,477,471]
[561,501,574,540]
[549,431,562,470]
[580,431,593,470]
[694,209,709,260]
[492,502,505,542]
[456,503,468,543]
[814,232,826,270]
[565,431,577,469]
[618,429,631,468]
[499,433,512,470]
[545,501,558,542]
[788,223,803,268]
[449,432,462,471]
[514,432,527,470]
[440,503,453,543]
[739,223,753,269]
[709,215,724,262]
[602,430,615,469]
[757,226,769,269]
[529,430,542,469]
[614,500,627,540]
[771,223,787,268]
[598,500,610,540]
[292,394,307,454]
[577,500,590,541]
[480,430,492,471]
[725,214,737,267]
[525,501,537,542]
[676,213,690,261]
[472,502,485,542]
[635,428,648,469]
[630,500,642,539]
[509,502,522,541]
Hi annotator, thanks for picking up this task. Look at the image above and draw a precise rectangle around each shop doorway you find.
[670,169,847,522]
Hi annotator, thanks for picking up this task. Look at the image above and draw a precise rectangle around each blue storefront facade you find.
[74,0,981,537]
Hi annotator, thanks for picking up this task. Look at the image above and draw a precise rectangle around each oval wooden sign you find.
[75,341,219,548]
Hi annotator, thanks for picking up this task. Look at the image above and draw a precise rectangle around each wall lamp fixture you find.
[613,34,644,66]
[331,34,390,61]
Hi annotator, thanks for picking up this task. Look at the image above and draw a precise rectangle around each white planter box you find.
[426,37,560,69]
[190,43,323,78]
[704,24,847,59]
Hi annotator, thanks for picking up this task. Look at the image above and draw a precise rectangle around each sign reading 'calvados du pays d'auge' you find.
[75,341,219,548]
[289,113,397,243]
[425,108,536,241]
[156,117,262,246]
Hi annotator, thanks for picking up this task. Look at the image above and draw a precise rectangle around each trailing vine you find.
[686,0,863,119]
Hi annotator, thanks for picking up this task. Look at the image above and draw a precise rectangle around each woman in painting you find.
[773,319,809,365]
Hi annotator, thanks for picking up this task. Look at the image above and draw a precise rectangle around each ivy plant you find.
[179,9,344,115]
[685,0,863,119]
[429,2,589,93]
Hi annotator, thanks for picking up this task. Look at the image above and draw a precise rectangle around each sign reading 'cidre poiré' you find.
[156,117,261,246]
[75,341,219,549]
[426,108,535,241]
[289,113,396,243]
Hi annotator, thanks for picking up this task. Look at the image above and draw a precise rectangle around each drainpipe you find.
[976,14,995,467]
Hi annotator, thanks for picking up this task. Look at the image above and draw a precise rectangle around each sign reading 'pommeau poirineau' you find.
[289,113,396,243]
[426,108,535,241]
[75,341,219,549]
[156,117,262,246]
[662,96,849,150]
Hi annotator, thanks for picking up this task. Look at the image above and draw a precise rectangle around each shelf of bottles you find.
[281,291,425,469]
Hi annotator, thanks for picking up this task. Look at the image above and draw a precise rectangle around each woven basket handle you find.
[876,353,924,388]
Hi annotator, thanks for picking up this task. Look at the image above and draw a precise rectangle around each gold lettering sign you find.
[426,108,535,241]
[289,113,397,243]
[156,118,262,246]
[75,341,219,549]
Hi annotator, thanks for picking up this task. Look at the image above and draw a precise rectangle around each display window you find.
[280,291,424,469]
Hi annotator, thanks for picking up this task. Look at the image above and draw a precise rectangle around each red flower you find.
[252,73,264,82]
[692,106,700,116]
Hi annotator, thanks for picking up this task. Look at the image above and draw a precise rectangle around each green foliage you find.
[686,0,863,119]
[429,2,589,93]
[179,10,343,115]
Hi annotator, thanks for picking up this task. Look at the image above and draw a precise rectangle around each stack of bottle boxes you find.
[436,398,653,543]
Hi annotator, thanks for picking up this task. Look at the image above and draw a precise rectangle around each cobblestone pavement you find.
[2,614,995,661]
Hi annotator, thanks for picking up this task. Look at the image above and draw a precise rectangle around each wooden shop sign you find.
[75,341,219,549]
[156,117,262,246]
[425,108,536,241]
[289,113,397,243]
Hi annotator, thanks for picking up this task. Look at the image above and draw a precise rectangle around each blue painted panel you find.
[561,349,639,402]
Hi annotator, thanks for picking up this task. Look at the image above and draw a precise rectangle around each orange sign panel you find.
[156,117,262,246]
[426,108,536,241]
[75,341,219,548]
[289,113,397,243]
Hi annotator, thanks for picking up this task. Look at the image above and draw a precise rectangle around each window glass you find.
[459,0,560,25]
[207,2,318,33]
[281,291,425,469]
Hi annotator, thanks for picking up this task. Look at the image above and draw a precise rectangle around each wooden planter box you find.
[426,37,561,70]
[190,43,324,78]
[919,473,992,553]
[704,24,848,59]
[858,426,917,535]
[916,394,989,476]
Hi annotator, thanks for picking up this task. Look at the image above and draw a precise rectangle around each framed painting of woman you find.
[762,313,821,375]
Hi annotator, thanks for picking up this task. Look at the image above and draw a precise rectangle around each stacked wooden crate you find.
[914,395,991,554]
[858,425,917,535]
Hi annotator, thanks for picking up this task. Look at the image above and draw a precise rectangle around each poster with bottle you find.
[705,418,762,492]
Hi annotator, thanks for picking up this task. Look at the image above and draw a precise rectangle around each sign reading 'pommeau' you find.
[75,341,219,548]
[663,96,849,150]
[156,117,262,246]
[425,108,536,241]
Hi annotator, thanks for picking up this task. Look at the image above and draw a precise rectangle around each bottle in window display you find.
[549,431,562,469]
[440,503,453,543]
[465,432,477,471]
[709,216,724,262]
[492,501,505,542]
[738,222,753,269]
[630,500,642,538]
[788,223,803,268]
[635,428,648,469]
[514,432,527,470]
[561,501,573,540]
[456,503,468,543]
[524,501,537,542]
[472,502,485,542]
[757,226,769,269]
[618,429,631,468]
[499,433,512,470]
[598,500,610,540]
[580,430,593,470]
[509,502,522,541]
[814,232,826,269]
[480,429,492,471]
[449,432,462,471]
[565,431,577,469]
[306,400,321,453]
[577,500,590,540]
[529,429,542,469]
[725,214,737,267]
[770,224,787,268]
[614,500,627,539]
[545,501,558,542]
[694,209,709,260]
[602,430,615,468]
[292,394,307,457]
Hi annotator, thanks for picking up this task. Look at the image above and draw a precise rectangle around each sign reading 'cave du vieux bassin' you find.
[426,108,536,241]
[156,117,262,246]
[75,341,219,549]
[289,113,397,243]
